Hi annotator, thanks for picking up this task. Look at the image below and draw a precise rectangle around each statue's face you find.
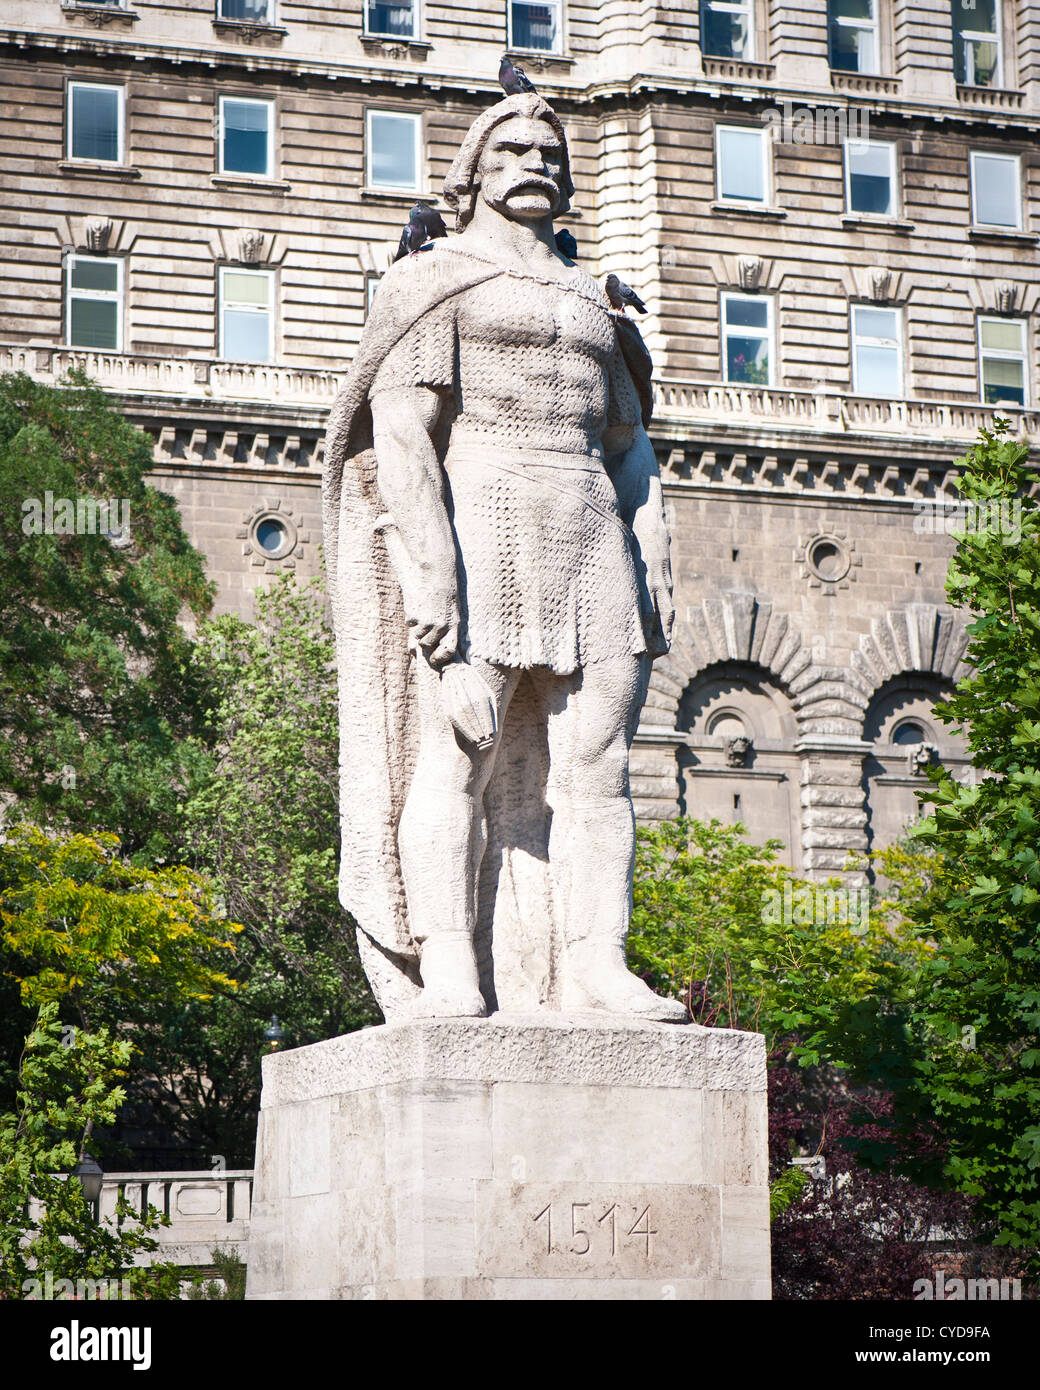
[476,115,564,221]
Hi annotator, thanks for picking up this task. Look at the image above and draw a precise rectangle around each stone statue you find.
[323,93,687,1025]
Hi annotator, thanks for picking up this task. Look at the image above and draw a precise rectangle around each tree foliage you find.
[0,371,214,861]
[0,1003,181,1300]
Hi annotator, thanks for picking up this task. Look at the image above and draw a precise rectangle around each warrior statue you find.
[323,93,687,1025]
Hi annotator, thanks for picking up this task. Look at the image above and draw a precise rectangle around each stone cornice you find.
[4,31,1040,130]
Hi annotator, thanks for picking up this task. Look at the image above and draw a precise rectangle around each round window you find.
[806,535,851,584]
[248,512,296,561]
[707,711,747,739]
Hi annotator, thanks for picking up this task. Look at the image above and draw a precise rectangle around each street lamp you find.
[72,1153,104,1211]
[263,1015,286,1053]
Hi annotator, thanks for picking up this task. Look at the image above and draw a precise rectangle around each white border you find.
[66,253,123,353]
[363,0,419,40]
[844,139,896,216]
[218,95,275,178]
[506,0,563,56]
[970,150,1022,229]
[219,265,275,363]
[720,290,774,386]
[701,0,756,62]
[715,124,769,205]
[851,303,903,398]
[977,315,1028,407]
[67,81,125,165]
[365,108,422,192]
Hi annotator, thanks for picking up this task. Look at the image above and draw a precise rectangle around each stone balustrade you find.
[99,1169,253,1267]
[4,345,1037,446]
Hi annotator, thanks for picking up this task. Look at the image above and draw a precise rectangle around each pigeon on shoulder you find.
[499,54,537,94]
[554,228,578,260]
[604,273,647,315]
[393,203,447,262]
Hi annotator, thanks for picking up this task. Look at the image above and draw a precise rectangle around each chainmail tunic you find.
[370,262,648,676]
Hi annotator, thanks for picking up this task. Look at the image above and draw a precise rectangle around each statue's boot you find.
[398,783,487,1018]
[552,797,688,1023]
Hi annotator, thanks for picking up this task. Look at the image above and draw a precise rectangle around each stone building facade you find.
[3,0,1038,877]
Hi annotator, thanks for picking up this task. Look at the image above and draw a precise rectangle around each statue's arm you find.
[606,426,675,656]
[370,384,460,668]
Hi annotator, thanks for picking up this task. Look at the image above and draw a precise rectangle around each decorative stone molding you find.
[236,500,309,571]
[795,529,860,595]
[737,255,764,291]
[868,266,892,303]
[851,604,970,697]
[995,281,1016,314]
[908,742,938,776]
[236,228,266,264]
[725,734,752,767]
[84,216,114,252]
[359,35,431,61]
[61,1,138,27]
[212,18,288,43]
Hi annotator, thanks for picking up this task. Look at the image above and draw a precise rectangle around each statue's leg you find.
[399,654,517,1017]
[544,656,688,1023]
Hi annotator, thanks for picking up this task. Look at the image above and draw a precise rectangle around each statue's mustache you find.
[506,174,559,198]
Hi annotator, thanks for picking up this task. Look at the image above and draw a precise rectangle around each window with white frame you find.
[365,0,417,38]
[366,275,381,315]
[971,151,1021,229]
[366,110,421,192]
[68,82,124,164]
[508,1,561,53]
[953,0,1001,87]
[829,0,879,74]
[978,317,1027,406]
[219,267,273,362]
[66,255,122,352]
[218,0,272,21]
[701,0,754,60]
[845,140,896,216]
[715,125,767,204]
[219,97,274,178]
[721,293,773,385]
[851,305,902,397]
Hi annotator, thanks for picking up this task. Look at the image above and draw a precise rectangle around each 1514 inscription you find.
[532,1201,658,1258]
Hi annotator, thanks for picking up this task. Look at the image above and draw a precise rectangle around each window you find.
[218,0,272,20]
[68,82,124,164]
[219,97,273,178]
[366,110,421,192]
[851,305,902,397]
[953,0,1001,87]
[66,255,122,351]
[701,0,754,60]
[508,1,561,53]
[978,318,1027,406]
[971,151,1021,229]
[845,140,895,216]
[829,0,879,74]
[715,126,767,204]
[365,0,416,38]
[219,268,273,362]
[721,293,773,385]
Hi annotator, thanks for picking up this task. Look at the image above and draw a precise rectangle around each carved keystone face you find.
[476,115,563,222]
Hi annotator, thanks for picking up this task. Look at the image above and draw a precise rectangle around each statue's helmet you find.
[443,93,575,232]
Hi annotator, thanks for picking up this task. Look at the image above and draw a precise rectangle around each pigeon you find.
[393,203,447,262]
[604,273,647,315]
[554,228,578,260]
[499,54,537,94]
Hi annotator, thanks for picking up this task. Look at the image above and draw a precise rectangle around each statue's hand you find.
[409,603,460,670]
[642,552,675,657]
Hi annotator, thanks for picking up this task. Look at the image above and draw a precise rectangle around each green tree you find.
[864,421,1040,1261]
[121,574,379,1163]
[0,1002,182,1300]
[0,371,214,862]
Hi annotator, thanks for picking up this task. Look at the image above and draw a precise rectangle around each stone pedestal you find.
[245,1015,770,1300]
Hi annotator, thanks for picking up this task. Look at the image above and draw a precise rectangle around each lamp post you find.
[72,1152,104,1216]
[263,1015,286,1054]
